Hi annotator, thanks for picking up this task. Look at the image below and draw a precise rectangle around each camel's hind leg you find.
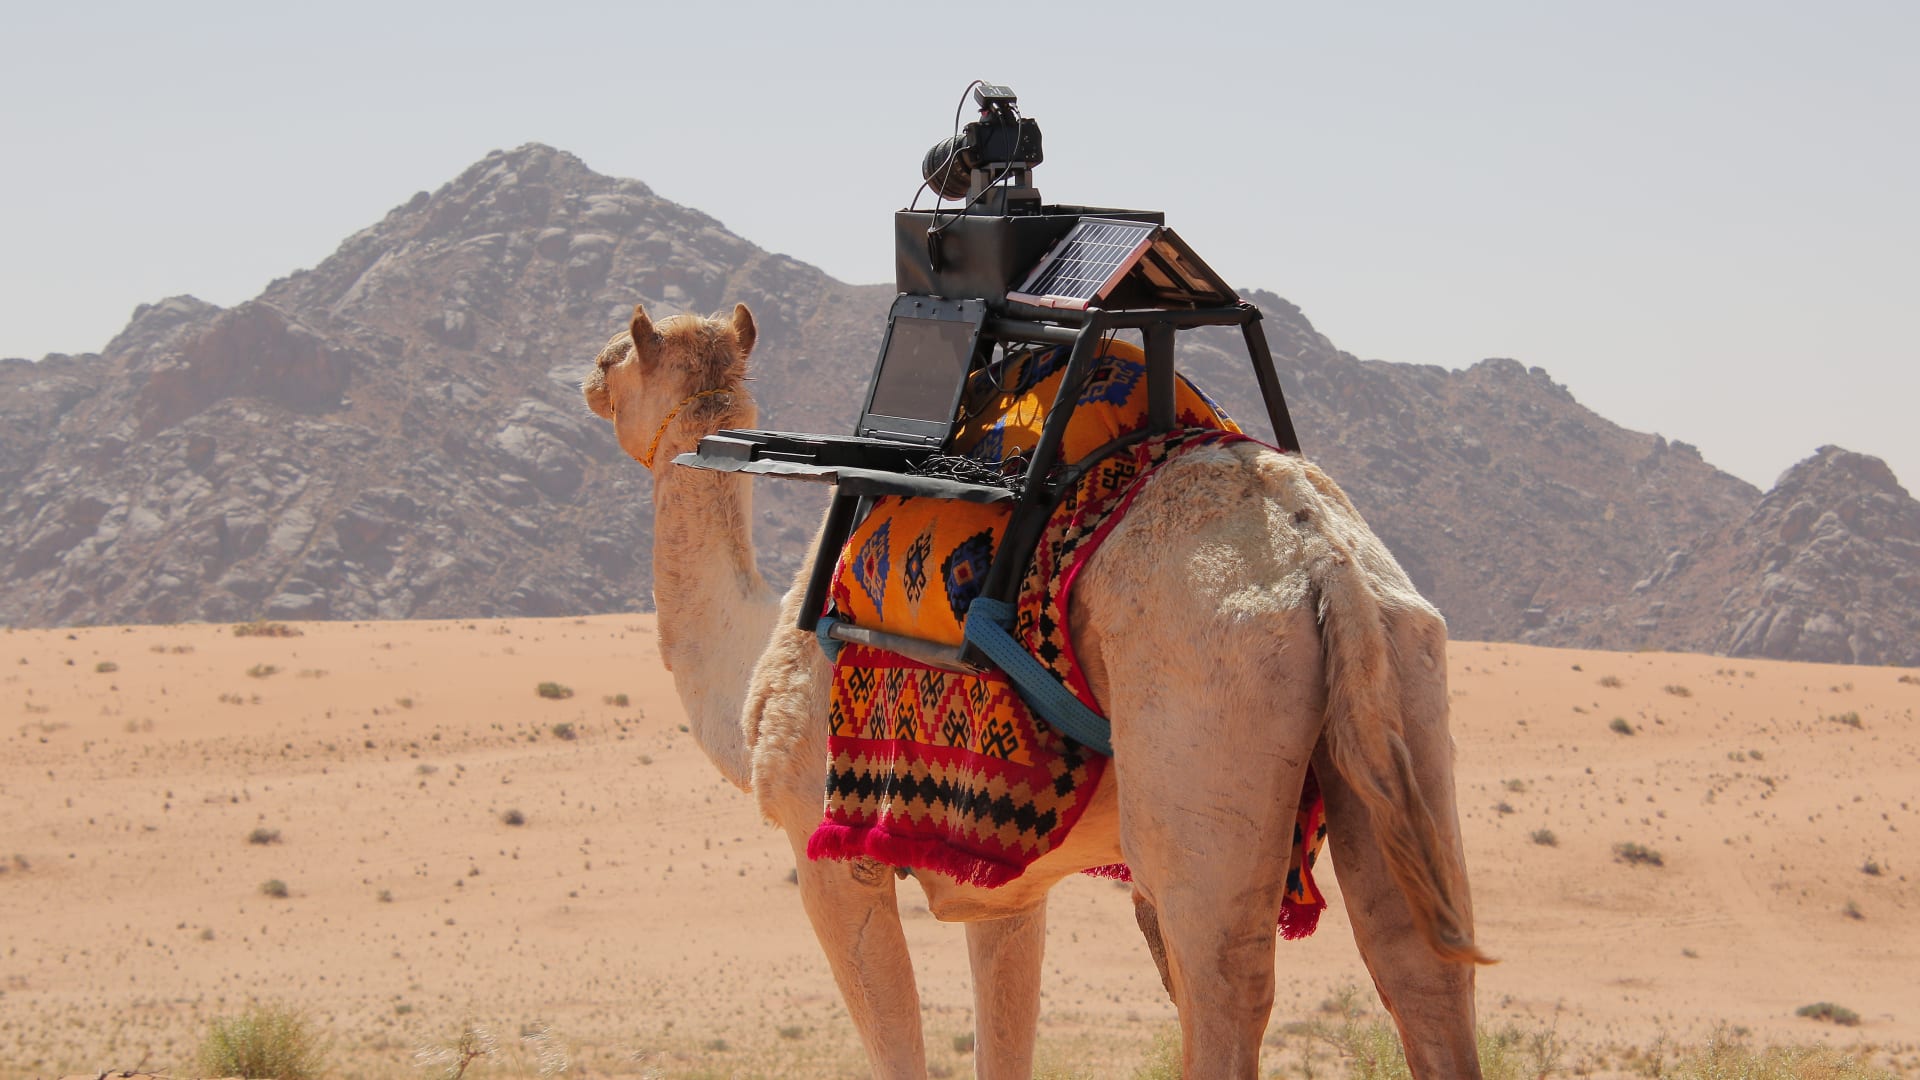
[1099,609,1324,1078]
[1314,609,1481,1079]
[784,828,929,1080]
[963,902,1047,1080]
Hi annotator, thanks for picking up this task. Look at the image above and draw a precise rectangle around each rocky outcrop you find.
[1609,447,1920,665]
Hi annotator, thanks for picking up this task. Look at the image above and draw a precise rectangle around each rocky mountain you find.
[1595,447,1920,665]
[0,145,886,625]
[2,143,1914,666]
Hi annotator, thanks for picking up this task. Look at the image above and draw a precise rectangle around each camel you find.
[582,302,1488,1079]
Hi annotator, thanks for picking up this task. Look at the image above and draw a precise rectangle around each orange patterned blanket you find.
[807,341,1327,937]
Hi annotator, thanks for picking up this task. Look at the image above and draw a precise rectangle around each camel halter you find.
[640,388,732,469]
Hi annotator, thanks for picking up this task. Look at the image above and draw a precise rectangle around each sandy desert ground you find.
[1,615,1915,1078]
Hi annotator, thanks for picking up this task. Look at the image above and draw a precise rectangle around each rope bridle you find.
[640,388,732,469]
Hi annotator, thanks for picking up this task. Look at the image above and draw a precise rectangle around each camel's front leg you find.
[787,832,929,1080]
[963,901,1047,1080]
[1312,611,1481,1080]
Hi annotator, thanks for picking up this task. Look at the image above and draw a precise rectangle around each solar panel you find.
[1007,219,1158,310]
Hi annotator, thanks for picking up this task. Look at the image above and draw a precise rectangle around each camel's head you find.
[584,302,759,470]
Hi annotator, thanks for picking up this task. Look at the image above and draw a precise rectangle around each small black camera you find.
[920,83,1044,209]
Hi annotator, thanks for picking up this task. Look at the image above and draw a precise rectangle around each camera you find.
[920,84,1045,214]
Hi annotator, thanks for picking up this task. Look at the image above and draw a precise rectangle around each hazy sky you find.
[4,1,1915,492]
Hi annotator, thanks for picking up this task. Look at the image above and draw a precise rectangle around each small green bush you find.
[536,681,573,700]
[604,692,630,707]
[1794,1001,1862,1026]
[1609,717,1635,735]
[260,878,290,898]
[1614,842,1663,867]
[197,1003,327,1080]
[550,721,577,741]
[95,661,119,673]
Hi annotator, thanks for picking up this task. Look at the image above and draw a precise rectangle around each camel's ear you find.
[629,303,661,371]
[731,303,757,360]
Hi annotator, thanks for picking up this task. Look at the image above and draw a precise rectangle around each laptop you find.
[694,294,990,474]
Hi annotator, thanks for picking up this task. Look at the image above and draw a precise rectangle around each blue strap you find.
[964,596,1114,757]
[815,615,845,663]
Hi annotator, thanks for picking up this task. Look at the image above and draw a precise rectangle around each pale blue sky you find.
[4,0,1915,492]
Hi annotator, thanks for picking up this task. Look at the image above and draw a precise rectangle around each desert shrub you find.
[377,888,394,903]
[1503,778,1528,793]
[233,620,301,638]
[1609,717,1635,735]
[1862,860,1883,876]
[1842,899,1864,920]
[550,721,577,741]
[536,681,573,700]
[95,661,118,673]
[501,808,526,826]
[1898,673,1919,685]
[1494,801,1515,815]
[1794,1001,1862,1026]
[1828,711,1863,729]
[260,878,290,898]
[247,663,280,678]
[1530,829,1558,847]
[604,692,630,707]
[953,1032,975,1053]
[1614,842,1664,867]
[247,827,282,845]
[1664,683,1692,697]
[1598,674,1623,688]
[197,1003,327,1080]
[777,1024,805,1040]
[1131,1027,1182,1079]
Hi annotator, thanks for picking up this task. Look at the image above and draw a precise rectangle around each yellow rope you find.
[640,388,732,468]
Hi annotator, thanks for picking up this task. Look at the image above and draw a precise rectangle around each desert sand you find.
[2,616,1915,1078]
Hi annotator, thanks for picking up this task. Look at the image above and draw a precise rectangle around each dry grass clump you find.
[197,1002,327,1080]
[94,660,118,673]
[233,620,302,637]
[248,663,280,678]
[1598,674,1624,688]
[1614,841,1664,867]
[247,826,282,845]
[1827,711,1864,729]
[1530,829,1559,847]
[604,692,630,707]
[1665,1031,1889,1077]
[1664,683,1693,697]
[536,681,573,700]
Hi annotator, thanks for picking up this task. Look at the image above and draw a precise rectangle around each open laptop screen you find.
[858,297,987,445]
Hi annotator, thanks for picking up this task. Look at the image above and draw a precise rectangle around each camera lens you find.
[921,136,972,200]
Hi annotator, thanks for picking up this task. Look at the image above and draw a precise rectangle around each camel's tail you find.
[1314,547,1492,967]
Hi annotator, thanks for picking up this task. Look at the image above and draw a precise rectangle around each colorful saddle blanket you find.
[807,341,1328,937]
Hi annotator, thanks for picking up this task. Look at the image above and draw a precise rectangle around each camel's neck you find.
[650,454,781,791]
